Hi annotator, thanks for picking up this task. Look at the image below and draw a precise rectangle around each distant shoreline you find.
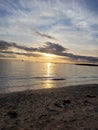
[75,63,98,66]
[0,84,98,130]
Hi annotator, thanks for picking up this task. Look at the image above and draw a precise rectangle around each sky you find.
[0,0,98,63]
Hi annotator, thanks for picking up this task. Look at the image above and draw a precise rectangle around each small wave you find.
[0,76,65,81]
[69,76,98,80]
[51,78,65,80]
[79,76,98,79]
[34,77,65,80]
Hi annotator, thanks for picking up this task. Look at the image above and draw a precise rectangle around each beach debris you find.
[7,111,18,119]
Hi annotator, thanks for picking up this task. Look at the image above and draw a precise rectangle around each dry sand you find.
[0,84,98,130]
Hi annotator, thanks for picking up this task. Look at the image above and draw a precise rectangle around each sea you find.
[0,59,98,93]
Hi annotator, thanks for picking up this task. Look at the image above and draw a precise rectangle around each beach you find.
[0,84,98,130]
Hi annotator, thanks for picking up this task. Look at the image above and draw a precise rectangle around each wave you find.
[0,76,66,81]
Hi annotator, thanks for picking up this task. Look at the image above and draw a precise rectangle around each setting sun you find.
[43,53,56,58]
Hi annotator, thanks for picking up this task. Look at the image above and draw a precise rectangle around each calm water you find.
[0,60,98,93]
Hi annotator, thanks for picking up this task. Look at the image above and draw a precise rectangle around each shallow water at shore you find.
[0,59,98,93]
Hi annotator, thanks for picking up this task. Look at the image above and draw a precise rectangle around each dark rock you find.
[85,95,96,98]
[63,100,71,107]
[7,111,18,119]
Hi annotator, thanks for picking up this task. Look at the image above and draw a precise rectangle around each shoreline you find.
[0,83,98,94]
[0,84,98,130]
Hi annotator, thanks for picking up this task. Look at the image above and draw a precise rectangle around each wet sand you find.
[0,84,98,130]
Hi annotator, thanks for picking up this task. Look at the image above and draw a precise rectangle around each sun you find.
[44,53,55,57]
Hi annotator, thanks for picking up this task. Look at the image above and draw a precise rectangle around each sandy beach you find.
[0,84,98,130]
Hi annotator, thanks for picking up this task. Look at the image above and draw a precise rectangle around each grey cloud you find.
[0,40,98,63]
[15,52,41,57]
[0,41,12,50]
[38,42,67,54]
[0,40,66,54]
[38,42,98,63]
[72,55,98,63]
[0,40,37,52]
[0,40,40,57]
[60,52,98,63]
[0,51,41,57]
[12,43,37,52]
[35,31,58,41]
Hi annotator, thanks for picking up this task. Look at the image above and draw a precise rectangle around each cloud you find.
[0,40,98,63]
[0,40,12,50]
[0,40,37,52]
[0,40,67,55]
[0,0,98,58]
[35,31,58,41]
[61,52,98,63]
[0,51,41,57]
[38,42,67,54]
[38,42,98,63]
[11,43,37,52]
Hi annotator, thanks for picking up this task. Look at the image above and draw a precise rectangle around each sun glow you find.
[44,53,56,57]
